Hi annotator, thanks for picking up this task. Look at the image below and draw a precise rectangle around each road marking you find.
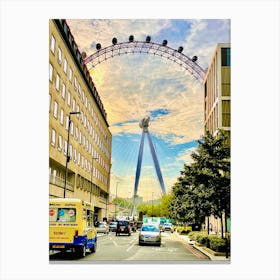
[113,241,118,247]
[126,243,135,252]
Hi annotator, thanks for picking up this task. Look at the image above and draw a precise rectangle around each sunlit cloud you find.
[66,19,230,200]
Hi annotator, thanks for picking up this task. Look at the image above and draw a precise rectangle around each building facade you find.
[204,43,231,143]
[49,19,112,221]
[203,43,231,234]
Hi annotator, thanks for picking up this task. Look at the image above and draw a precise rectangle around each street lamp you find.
[152,192,154,218]
[115,182,119,220]
[90,156,98,203]
[63,111,80,198]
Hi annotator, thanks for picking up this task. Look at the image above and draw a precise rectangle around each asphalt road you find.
[50,231,209,262]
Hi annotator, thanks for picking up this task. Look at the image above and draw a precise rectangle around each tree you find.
[170,129,230,235]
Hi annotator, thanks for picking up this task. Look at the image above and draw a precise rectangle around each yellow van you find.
[49,198,97,258]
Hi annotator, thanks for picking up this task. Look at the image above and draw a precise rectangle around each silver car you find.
[96,221,109,234]
[139,223,161,246]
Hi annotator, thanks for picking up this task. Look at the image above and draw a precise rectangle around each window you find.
[73,149,77,162]
[55,74,60,91]
[74,76,77,89]
[69,145,72,159]
[64,140,67,155]
[53,101,58,118]
[82,90,85,102]
[49,94,52,112]
[62,83,66,99]
[76,105,80,118]
[72,98,76,112]
[49,63,53,82]
[63,58,68,74]
[49,208,76,222]
[70,121,74,135]
[78,85,81,96]
[65,116,69,130]
[78,152,80,165]
[58,135,62,151]
[60,109,64,125]
[58,47,62,64]
[67,91,71,106]
[221,48,230,66]
[222,100,231,127]
[51,129,56,146]
[50,35,55,53]
[69,68,73,82]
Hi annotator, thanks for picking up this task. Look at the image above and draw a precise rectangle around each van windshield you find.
[49,208,76,222]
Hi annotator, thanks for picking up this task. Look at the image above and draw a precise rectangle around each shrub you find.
[174,226,184,233]
[181,226,192,235]
[188,231,200,241]
[175,225,192,234]
[208,235,227,252]
[196,232,208,246]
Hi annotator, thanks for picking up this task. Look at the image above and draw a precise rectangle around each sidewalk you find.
[175,232,231,262]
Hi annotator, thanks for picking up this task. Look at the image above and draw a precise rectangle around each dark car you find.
[116,220,131,236]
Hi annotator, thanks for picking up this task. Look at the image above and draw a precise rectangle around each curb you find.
[175,232,230,261]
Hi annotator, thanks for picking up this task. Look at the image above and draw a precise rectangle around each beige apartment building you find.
[49,19,112,221]
[204,43,231,234]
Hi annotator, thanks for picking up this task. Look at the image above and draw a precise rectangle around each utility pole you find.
[115,182,119,220]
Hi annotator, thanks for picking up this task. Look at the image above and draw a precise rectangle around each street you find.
[50,231,209,262]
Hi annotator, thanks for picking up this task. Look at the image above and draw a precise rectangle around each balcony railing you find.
[49,174,74,191]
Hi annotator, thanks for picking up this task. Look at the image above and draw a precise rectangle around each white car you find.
[139,223,161,246]
[162,222,174,232]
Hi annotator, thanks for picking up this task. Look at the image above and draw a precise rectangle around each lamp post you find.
[63,111,80,198]
[115,182,119,220]
[90,156,98,203]
[152,192,154,218]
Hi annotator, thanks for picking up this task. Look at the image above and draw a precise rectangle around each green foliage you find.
[208,235,227,252]
[170,130,230,226]
[187,231,228,252]
[174,225,192,235]
[137,194,173,218]
[196,232,208,245]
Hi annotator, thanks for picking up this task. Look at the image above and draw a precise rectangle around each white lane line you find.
[113,241,118,247]
[126,243,135,252]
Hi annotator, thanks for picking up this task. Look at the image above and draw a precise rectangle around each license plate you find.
[52,245,65,249]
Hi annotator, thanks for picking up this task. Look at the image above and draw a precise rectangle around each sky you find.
[66,19,230,201]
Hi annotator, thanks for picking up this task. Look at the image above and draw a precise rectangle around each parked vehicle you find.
[96,221,109,234]
[162,222,174,233]
[49,198,97,258]
[130,221,137,232]
[109,221,117,232]
[116,220,131,236]
[136,221,143,230]
[139,223,161,246]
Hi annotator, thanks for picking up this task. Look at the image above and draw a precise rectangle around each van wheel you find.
[76,245,86,258]
[90,242,97,253]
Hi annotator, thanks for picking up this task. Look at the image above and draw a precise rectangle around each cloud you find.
[66,19,230,201]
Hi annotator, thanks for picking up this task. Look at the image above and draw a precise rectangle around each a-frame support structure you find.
[131,117,165,215]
